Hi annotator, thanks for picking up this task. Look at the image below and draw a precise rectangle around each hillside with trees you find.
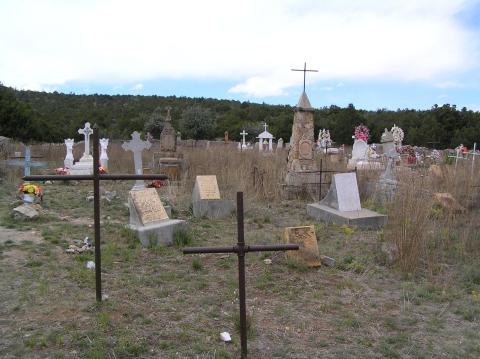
[1,84,479,149]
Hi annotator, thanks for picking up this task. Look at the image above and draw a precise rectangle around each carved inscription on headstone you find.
[284,225,321,267]
[298,139,313,160]
[130,188,168,225]
[195,175,221,200]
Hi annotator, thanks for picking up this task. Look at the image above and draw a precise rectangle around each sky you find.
[1,0,480,111]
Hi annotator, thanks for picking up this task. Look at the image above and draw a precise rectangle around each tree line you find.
[1,84,479,149]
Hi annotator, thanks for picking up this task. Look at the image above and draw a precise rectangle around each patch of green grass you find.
[461,263,480,291]
[285,258,309,272]
[455,301,480,322]
[255,269,273,290]
[233,312,254,339]
[192,257,202,271]
[115,336,148,357]
[173,228,193,247]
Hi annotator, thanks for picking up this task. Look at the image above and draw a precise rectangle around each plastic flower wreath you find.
[19,183,43,197]
[391,124,404,144]
[354,125,369,142]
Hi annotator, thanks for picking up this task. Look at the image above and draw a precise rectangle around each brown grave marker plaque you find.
[130,188,169,225]
[284,225,321,267]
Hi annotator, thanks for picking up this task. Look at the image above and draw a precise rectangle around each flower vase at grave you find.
[23,193,34,203]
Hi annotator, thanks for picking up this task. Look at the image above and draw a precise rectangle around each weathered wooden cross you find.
[183,192,299,358]
[291,62,318,92]
[24,125,168,302]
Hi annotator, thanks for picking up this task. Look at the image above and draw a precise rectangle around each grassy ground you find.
[1,177,480,359]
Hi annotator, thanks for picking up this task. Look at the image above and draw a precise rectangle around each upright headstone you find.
[351,140,368,161]
[277,138,284,151]
[128,187,187,246]
[307,172,387,228]
[160,107,177,154]
[64,139,74,168]
[284,225,321,267]
[99,138,109,171]
[192,175,235,219]
[78,122,93,161]
[240,129,248,149]
[285,91,318,195]
[69,122,94,175]
[122,131,151,191]
[380,129,395,155]
[224,131,229,143]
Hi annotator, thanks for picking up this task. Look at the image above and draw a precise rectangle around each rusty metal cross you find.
[291,62,318,93]
[24,125,168,302]
[183,192,299,358]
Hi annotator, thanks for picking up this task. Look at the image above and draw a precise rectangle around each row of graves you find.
[12,71,476,357]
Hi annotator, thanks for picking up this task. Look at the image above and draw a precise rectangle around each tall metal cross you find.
[24,125,168,302]
[291,62,318,92]
[183,192,299,358]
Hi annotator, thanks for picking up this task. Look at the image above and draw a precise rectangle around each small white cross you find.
[78,122,93,158]
[240,130,248,146]
[263,123,268,132]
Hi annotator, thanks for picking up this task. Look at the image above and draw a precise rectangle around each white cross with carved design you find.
[240,129,248,147]
[78,122,93,159]
[122,131,152,190]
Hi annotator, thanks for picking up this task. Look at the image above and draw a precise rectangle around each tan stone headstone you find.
[284,225,321,267]
[195,175,221,200]
[130,188,169,225]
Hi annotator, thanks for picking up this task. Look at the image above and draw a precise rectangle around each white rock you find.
[12,203,41,219]
[263,258,272,265]
[86,261,95,269]
[220,332,231,342]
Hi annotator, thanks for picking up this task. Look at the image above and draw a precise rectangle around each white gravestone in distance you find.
[321,173,361,211]
[69,123,94,175]
[240,129,248,149]
[99,138,109,171]
[277,138,284,151]
[351,139,368,160]
[122,131,152,191]
[64,139,74,168]
[78,122,93,161]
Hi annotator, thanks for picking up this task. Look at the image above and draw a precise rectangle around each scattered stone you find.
[263,258,272,265]
[86,195,94,202]
[381,242,398,265]
[220,332,232,342]
[86,261,95,269]
[12,203,42,220]
[320,255,335,267]
[103,190,117,202]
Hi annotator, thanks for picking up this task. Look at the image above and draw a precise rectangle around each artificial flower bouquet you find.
[354,125,369,142]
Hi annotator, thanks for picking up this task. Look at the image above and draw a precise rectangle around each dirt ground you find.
[1,181,480,358]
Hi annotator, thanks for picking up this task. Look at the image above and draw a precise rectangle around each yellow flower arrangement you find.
[19,183,43,197]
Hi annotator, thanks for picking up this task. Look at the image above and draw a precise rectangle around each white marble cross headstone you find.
[240,129,248,148]
[122,131,152,190]
[78,122,93,160]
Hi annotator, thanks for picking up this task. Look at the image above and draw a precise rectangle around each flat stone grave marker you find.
[194,175,221,200]
[284,225,321,267]
[321,172,361,211]
[307,172,387,228]
[192,175,234,219]
[129,188,169,225]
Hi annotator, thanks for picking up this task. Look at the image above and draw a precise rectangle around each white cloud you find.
[131,83,143,91]
[0,0,478,97]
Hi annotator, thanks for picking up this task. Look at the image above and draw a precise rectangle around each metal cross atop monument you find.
[183,192,299,358]
[291,62,318,92]
[24,125,168,302]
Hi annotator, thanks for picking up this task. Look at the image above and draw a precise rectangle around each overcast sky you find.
[1,0,480,110]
